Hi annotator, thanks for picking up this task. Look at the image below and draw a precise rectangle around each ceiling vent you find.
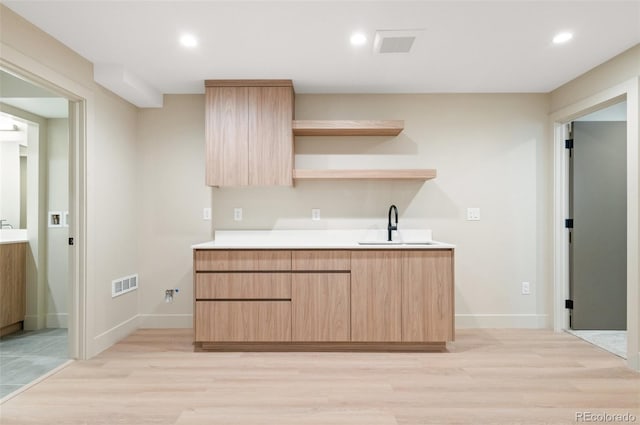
[373,29,423,54]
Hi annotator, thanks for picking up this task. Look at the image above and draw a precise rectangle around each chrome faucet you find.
[0,219,13,229]
[387,204,398,241]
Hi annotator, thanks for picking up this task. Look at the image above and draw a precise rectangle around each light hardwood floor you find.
[1,329,638,424]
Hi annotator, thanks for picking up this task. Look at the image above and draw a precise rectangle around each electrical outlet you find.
[233,208,243,221]
[467,207,481,221]
[521,281,531,295]
[203,207,211,220]
[311,208,321,221]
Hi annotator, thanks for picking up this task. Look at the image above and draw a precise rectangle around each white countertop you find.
[0,229,28,245]
[192,229,454,250]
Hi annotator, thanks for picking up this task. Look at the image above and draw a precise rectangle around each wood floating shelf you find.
[293,169,436,181]
[292,120,404,136]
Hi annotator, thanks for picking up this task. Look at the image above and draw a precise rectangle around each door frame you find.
[551,77,640,370]
[1,43,91,360]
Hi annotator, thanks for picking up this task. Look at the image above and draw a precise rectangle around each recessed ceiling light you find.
[553,32,573,44]
[350,32,367,46]
[180,33,198,48]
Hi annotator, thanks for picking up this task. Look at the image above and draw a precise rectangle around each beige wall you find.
[137,93,551,328]
[1,5,140,357]
[46,118,68,328]
[551,44,640,112]
[137,95,210,327]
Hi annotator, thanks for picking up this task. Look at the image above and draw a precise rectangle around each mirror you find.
[0,112,28,229]
[0,70,68,230]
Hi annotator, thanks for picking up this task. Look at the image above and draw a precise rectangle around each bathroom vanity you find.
[0,230,27,336]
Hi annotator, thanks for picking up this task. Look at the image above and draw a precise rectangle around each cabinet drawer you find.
[195,301,291,342]
[194,250,291,271]
[292,250,350,271]
[196,273,291,299]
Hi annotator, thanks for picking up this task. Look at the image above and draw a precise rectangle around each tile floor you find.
[0,328,69,399]
[566,329,627,358]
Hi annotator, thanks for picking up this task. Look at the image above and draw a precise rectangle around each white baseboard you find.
[628,351,640,372]
[138,314,193,328]
[455,314,548,328]
[23,315,39,330]
[90,314,140,357]
[46,313,68,328]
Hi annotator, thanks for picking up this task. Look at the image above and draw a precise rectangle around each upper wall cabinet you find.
[205,80,294,187]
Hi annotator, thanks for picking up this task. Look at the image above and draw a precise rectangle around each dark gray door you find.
[570,121,626,330]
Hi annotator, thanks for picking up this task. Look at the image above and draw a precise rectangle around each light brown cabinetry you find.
[196,273,291,299]
[205,80,293,187]
[0,242,26,336]
[290,250,351,342]
[402,251,454,342]
[350,251,402,342]
[195,301,291,342]
[193,248,454,350]
[292,273,350,342]
[194,250,292,344]
[195,250,291,271]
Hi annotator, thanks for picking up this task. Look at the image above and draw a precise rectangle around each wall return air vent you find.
[373,29,422,54]
[112,274,139,298]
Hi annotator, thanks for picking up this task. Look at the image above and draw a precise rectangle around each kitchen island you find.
[192,230,454,352]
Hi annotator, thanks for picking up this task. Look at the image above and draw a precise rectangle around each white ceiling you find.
[3,1,640,106]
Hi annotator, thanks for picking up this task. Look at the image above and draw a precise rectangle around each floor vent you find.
[112,274,138,298]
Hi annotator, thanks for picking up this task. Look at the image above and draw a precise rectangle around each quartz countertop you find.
[0,229,28,245]
[192,229,454,250]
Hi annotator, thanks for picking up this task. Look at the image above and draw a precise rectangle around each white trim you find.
[550,77,640,371]
[91,314,140,357]
[552,122,570,333]
[455,314,548,328]
[22,314,43,330]
[46,313,68,328]
[138,314,193,328]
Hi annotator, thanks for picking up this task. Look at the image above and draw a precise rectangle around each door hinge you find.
[68,237,75,246]
[565,219,574,229]
[565,139,574,149]
[565,299,574,309]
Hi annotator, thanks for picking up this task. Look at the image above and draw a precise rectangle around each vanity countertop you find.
[0,229,28,245]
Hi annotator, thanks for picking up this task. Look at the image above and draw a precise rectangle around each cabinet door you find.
[0,243,26,328]
[292,250,350,271]
[195,301,291,342]
[205,86,248,186]
[292,273,350,342]
[248,86,293,186]
[194,250,291,271]
[196,273,291,299]
[402,250,454,342]
[350,251,402,342]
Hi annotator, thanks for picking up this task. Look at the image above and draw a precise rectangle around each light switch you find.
[234,208,243,221]
[311,208,321,221]
[203,208,211,220]
[467,207,480,221]
[522,281,531,295]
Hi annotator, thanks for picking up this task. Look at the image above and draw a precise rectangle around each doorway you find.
[565,102,627,358]
[0,67,82,399]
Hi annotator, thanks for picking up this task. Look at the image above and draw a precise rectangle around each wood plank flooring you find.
[0,329,638,424]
